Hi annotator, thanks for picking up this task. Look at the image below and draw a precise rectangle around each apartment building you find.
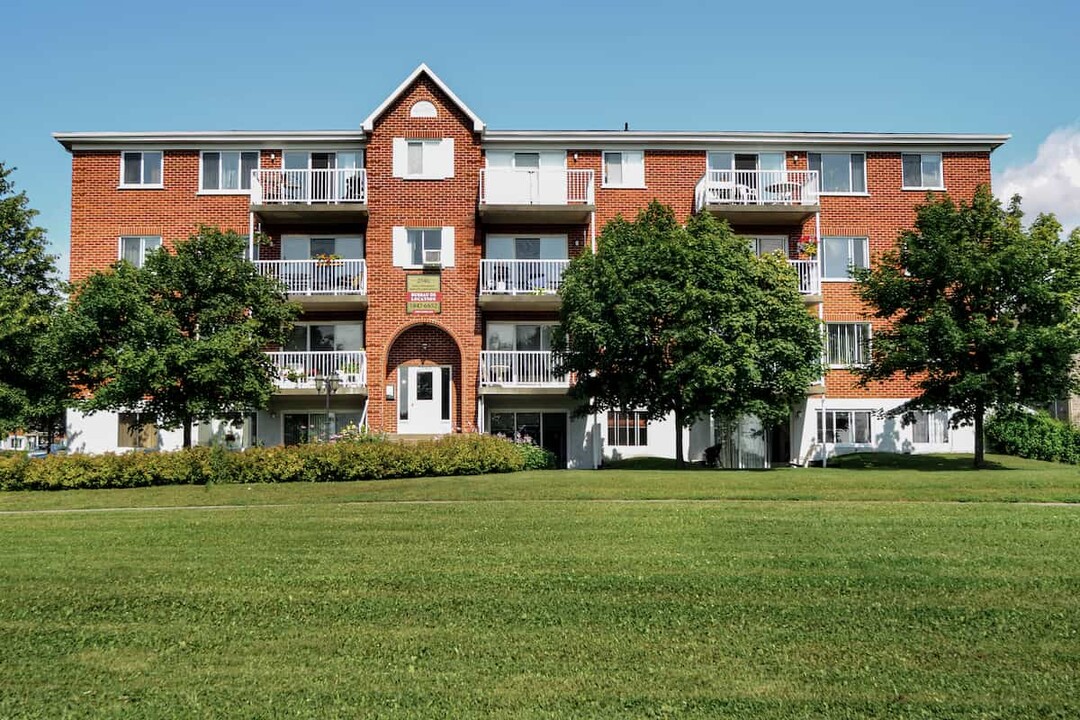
[55,64,1008,466]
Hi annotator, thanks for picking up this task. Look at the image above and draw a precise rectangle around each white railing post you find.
[252,169,367,206]
[479,259,570,295]
[266,350,367,389]
[254,259,367,295]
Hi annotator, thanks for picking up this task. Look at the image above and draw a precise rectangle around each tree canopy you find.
[52,226,299,447]
[853,186,1080,467]
[552,202,823,463]
[0,162,63,439]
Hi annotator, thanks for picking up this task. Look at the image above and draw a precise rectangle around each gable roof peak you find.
[362,63,485,133]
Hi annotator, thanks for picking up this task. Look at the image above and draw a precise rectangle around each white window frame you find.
[826,322,872,368]
[199,150,260,194]
[602,150,646,188]
[608,410,650,447]
[399,139,451,180]
[816,410,872,445]
[117,235,162,268]
[407,228,443,267]
[901,153,945,191]
[821,236,870,281]
[808,152,867,195]
[119,151,163,189]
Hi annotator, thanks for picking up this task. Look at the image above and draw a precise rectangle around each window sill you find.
[402,175,446,181]
[901,186,946,192]
[818,192,871,197]
[197,189,252,196]
[601,184,647,190]
[117,184,164,190]
[821,278,859,283]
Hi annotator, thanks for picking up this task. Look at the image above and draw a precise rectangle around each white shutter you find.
[441,226,455,267]
[392,139,407,178]
[437,138,455,179]
[625,151,645,187]
[392,227,409,267]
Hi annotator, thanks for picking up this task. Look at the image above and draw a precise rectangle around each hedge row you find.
[0,435,555,491]
[986,409,1080,465]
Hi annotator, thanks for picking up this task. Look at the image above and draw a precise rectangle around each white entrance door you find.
[398,366,451,434]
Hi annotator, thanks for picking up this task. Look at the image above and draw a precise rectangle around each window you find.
[821,236,869,280]
[281,236,364,260]
[407,229,442,266]
[913,411,950,444]
[902,153,943,189]
[808,153,866,194]
[118,412,158,449]
[410,100,437,118]
[284,412,364,445]
[393,138,453,179]
[284,323,364,352]
[826,323,871,366]
[747,236,789,256]
[608,411,649,446]
[120,151,162,187]
[817,410,871,444]
[602,151,645,187]
[485,323,555,351]
[201,151,258,191]
[119,235,162,268]
[393,227,454,268]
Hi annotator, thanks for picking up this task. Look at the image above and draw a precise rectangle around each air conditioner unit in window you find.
[422,249,442,266]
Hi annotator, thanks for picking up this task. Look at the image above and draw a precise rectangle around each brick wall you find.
[65,85,995,423]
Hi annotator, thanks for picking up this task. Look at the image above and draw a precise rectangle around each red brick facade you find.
[60,67,999,438]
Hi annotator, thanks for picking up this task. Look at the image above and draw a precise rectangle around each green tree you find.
[853,186,1080,468]
[0,163,62,439]
[52,226,299,447]
[552,202,823,464]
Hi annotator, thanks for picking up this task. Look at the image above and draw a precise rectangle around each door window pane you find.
[308,325,335,351]
[490,412,516,438]
[407,142,424,175]
[441,368,450,420]
[285,326,308,351]
[486,324,515,350]
[708,152,734,171]
[517,413,541,444]
[416,370,433,401]
[515,238,541,259]
[333,325,363,351]
[604,152,623,185]
[515,325,542,351]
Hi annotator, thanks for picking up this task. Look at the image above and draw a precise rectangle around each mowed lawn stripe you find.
[1,498,1078,718]
[1,454,1079,513]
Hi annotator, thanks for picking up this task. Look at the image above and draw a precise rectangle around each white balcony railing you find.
[480,259,569,296]
[265,351,367,390]
[788,259,821,295]
[694,169,818,210]
[480,168,594,206]
[251,168,367,205]
[479,351,567,387]
[255,259,367,296]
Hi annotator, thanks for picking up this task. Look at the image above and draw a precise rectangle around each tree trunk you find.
[973,402,985,469]
[182,417,193,449]
[674,408,685,467]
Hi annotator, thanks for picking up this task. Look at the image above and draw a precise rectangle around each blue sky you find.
[4,0,1080,274]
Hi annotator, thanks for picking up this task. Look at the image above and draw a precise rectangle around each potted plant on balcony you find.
[314,252,343,267]
[797,236,818,258]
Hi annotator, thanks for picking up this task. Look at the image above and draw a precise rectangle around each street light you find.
[313,372,341,442]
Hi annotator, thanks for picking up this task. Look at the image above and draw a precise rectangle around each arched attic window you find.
[410,100,438,118]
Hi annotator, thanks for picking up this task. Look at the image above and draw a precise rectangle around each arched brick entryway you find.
[383,323,463,434]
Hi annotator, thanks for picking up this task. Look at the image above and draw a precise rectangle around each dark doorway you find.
[541,412,568,469]
[768,421,791,467]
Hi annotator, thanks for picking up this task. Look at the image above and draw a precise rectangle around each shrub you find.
[986,409,1080,465]
[513,442,556,470]
[0,434,540,492]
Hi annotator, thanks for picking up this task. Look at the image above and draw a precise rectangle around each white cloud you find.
[995,126,1080,233]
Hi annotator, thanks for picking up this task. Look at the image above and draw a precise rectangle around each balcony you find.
[255,259,367,310]
[266,350,367,395]
[695,169,819,226]
[250,168,368,224]
[479,168,595,224]
[479,351,568,394]
[478,259,569,311]
[788,259,822,302]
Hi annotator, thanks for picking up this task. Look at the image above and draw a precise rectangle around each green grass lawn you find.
[1,455,1078,718]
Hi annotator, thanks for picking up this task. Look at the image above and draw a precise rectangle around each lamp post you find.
[313,372,341,442]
